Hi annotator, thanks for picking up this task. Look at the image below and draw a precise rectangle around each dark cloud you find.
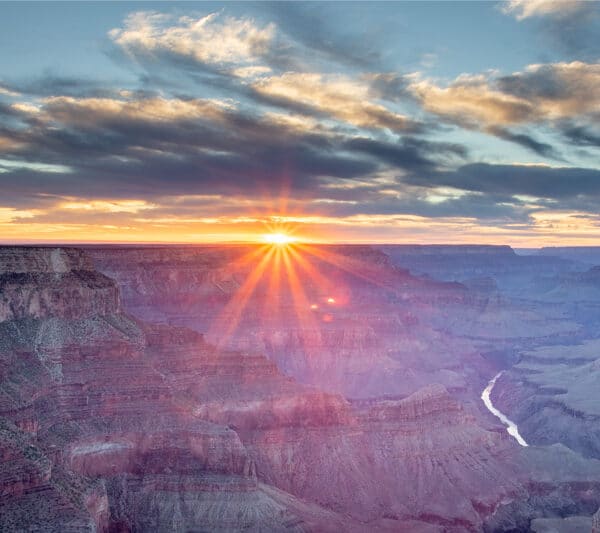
[307,189,531,222]
[1,75,125,99]
[3,88,598,227]
[488,126,561,159]
[498,64,583,102]
[345,136,467,172]
[405,162,600,203]
[0,101,20,118]
[0,96,381,202]
[560,122,600,148]
[367,73,414,102]
[262,2,382,71]
[537,4,600,60]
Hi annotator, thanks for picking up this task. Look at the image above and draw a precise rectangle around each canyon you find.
[1,244,600,531]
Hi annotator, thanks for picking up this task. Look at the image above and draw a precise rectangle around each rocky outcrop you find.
[0,246,95,274]
[0,247,119,323]
[1,247,364,531]
[88,245,520,399]
[379,244,580,296]
[0,416,109,532]
[491,340,600,460]
[241,383,522,529]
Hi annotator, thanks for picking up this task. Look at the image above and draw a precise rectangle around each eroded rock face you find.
[88,245,510,400]
[0,247,119,323]
[0,417,109,532]
[378,244,580,294]
[2,246,599,532]
[0,247,329,531]
[491,340,600,460]
[0,246,95,274]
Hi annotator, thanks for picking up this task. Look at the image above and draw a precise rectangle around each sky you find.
[1,0,600,245]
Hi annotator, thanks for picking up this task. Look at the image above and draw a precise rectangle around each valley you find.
[1,244,600,531]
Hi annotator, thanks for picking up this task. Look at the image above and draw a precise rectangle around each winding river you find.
[481,371,528,447]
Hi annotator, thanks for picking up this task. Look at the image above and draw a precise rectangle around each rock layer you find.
[1,245,599,531]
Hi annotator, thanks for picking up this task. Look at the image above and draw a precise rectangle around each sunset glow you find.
[262,232,297,246]
[0,3,599,246]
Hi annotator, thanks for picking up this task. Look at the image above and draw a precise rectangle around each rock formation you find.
[2,245,600,531]
[0,247,364,531]
[88,245,521,399]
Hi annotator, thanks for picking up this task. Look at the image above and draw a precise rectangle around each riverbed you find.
[481,371,528,447]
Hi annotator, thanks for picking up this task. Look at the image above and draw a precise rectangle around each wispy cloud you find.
[110,11,275,70]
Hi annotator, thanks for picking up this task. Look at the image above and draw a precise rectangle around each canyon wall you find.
[2,246,600,531]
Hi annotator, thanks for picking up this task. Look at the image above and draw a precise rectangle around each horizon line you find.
[0,240,596,250]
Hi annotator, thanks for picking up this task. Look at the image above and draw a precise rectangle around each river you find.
[481,371,528,447]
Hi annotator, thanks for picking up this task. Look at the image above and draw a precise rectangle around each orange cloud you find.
[40,96,231,125]
[110,11,275,68]
[409,62,600,129]
[502,0,586,20]
[254,73,416,131]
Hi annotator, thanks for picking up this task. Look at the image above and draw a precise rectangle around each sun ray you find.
[208,244,276,349]
[286,244,337,297]
[262,245,283,323]
[295,243,399,293]
[280,244,323,382]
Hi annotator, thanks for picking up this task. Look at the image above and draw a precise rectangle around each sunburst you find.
[262,232,296,246]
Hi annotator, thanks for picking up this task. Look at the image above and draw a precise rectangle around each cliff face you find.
[3,246,599,531]
[379,244,580,295]
[0,246,535,532]
[88,245,506,399]
[492,340,600,460]
[0,247,120,322]
[0,247,363,532]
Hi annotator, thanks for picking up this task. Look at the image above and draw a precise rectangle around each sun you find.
[262,232,296,246]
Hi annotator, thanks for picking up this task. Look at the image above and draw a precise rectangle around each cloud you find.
[262,2,382,70]
[411,62,600,127]
[106,12,424,134]
[2,86,596,234]
[110,11,275,70]
[0,75,129,99]
[497,62,600,118]
[406,162,600,203]
[406,62,600,156]
[501,1,600,59]
[0,85,20,97]
[0,93,386,202]
[409,73,537,129]
[560,122,600,147]
[501,0,587,20]
[487,126,560,159]
[344,136,467,171]
[59,199,156,213]
[0,207,37,224]
[253,72,419,132]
